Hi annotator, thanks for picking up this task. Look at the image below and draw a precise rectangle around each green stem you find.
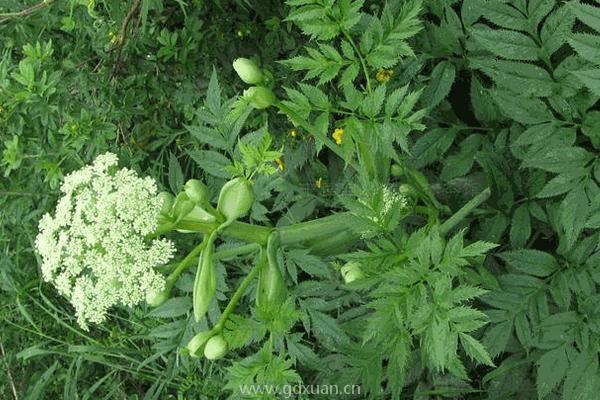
[177,213,354,251]
[439,188,491,236]
[277,213,350,245]
[341,29,372,92]
[214,263,261,332]
[176,219,272,245]
[215,243,260,261]
[159,243,260,306]
[165,240,207,285]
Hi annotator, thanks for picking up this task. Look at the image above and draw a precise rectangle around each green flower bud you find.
[172,192,195,220]
[187,331,215,358]
[182,206,217,224]
[233,58,264,85]
[390,163,404,177]
[204,335,228,360]
[184,179,209,205]
[340,262,364,284]
[257,233,287,311]
[158,192,175,216]
[243,86,276,109]
[193,242,217,322]
[217,177,255,222]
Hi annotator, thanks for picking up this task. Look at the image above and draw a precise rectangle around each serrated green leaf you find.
[514,312,532,348]
[422,61,456,108]
[499,249,559,277]
[572,69,600,96]
[471,59,554,97]
[478,1,528,31]
[562,350,599,400]
[459,332,495,367]
[541,6,575,54]
[167,152,184,193]
[188,149,231,178]
[471,25,539,60]
[521,146,592,173]
[510,204,531,248]
[569,33,600,64]
[527,0,555,27]
[570,1,600,33]
[536,345,568,399]
[361,84,386,118]
[494,91,554,124]
[482,320,512,358]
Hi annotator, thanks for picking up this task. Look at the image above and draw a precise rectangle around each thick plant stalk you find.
[176,212,355,249]
[439,188,491,236]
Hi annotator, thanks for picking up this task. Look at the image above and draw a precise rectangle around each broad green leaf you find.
[421,61,456,108]
[570,1,600,33]
[536,173,585,198]
[512,123,557,147]
[562,350,599,400]
[510,204,531,248]
[514,312,532,348]
[461,0,484,26]
[541,6,575,54]
[498,249,559,277]
[168,152,184,193]
[536,345,568,399]
[521,146,592,173]
[361,84,386,118]
[188,149,231,178]
[471,59,554,97]
[569,33,600,64]
[441,134,483,181]
[471,25,539,60]
[482,319,513,358]
[409,127,458,168]
[478,1,528,31]
[494,91,554,124]
[527,0,555,27]
[572,69,600,96]
[470,77,498,122]
[559,186,589,252]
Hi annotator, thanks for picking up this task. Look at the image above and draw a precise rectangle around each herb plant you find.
[2,1,600,399]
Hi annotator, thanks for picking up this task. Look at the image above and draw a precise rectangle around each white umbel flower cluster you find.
[35,152,175,330]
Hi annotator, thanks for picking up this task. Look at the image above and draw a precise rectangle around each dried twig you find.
[0,0,54,24]
[112,0,142,50]
[0,340,18,400]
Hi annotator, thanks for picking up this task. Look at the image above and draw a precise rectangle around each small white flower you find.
[35,152,175,330]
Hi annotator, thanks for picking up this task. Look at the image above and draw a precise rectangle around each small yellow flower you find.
[290,129,299,138]
[275,158,284,171]
[315,177,323,189]
[332,128,344,145]
[376,68,393,83]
